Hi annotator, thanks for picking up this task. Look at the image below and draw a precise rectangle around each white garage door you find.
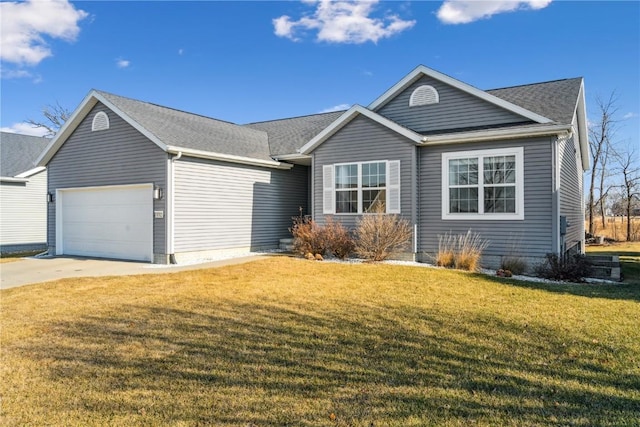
[58,184,153,262]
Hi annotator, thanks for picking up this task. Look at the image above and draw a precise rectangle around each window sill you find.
[442,213,524,221]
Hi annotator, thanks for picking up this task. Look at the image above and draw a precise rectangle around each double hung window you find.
[324,160,400,214]
[442,147,523,220]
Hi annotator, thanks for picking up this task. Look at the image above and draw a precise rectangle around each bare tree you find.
[26,101,71,137]
[613,145,640,241]
[587,93,618,235]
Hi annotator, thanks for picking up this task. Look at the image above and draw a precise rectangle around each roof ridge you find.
[244,109,346,125]
[94,89,240,127]
[487,77,582,92]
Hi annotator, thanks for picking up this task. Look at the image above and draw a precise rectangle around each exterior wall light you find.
[153,186,163,200]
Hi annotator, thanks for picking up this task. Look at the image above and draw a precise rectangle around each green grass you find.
[587,242,640,284]
[1,257,639,426]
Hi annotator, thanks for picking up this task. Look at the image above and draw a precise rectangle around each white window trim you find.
[324,160,400,215]
[441,147,524,220]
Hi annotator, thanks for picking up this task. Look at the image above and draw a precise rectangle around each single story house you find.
[37,65,588,268]
[1,131,50,254]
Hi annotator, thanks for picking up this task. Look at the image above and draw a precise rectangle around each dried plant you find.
[354,204,412,262]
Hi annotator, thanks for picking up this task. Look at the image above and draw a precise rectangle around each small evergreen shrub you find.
[500,256,528,275]
[354,206,412,262]
[535,253,592,282]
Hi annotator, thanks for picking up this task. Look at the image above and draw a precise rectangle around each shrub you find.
[290,216,329,256]
[500,256,528,275]
[535,253,592,282]
[323,217,355,260]
[435,230,489,271]
[354,205,412,262]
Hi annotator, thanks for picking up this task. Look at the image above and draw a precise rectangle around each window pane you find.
[449,158,478,185]
[484,185,516,213]
[363,189,386,213]
[484,155,516,184]
[449,187,478,213]
[363,161,386,188]
[336,190,358,213]
[336,164,357,189]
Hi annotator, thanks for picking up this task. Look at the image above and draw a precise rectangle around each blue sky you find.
[1,0,638,152]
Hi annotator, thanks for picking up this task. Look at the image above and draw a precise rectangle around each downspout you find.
[167,151,182,264]
[551,139,560,255]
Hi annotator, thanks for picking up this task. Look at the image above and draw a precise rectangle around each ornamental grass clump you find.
[436,230,490,271]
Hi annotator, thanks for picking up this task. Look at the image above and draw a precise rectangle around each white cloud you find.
[1,122,51,137]
[0,0,88,66]
[623,112,638,120]
[273,0,416,44]
[116,58,130,69]
[320,103,351,113]
[437,0,552,25]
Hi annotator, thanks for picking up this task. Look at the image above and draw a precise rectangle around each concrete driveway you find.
[0,255,269,289]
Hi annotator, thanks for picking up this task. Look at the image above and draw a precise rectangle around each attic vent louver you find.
[92,111,110,131]
[409,85,439,107]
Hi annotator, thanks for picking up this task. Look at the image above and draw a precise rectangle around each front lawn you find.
[1,257,639,426]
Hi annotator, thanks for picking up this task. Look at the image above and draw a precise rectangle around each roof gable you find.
[377,74,533,134]
[299,105,423,155]
[37,90,291,169]
[369,65,552,125]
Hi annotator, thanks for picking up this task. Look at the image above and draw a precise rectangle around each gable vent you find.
[409,85,439,107]
[92,111,110,131]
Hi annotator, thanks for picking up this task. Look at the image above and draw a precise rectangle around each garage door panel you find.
[59,185,153,262]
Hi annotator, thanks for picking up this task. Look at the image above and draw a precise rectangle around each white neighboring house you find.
[0,131,50,255]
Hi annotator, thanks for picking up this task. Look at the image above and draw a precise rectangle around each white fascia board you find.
[274,153,311,161]
[420,124,572,146]
[0,176,29,183]
[36,91,99,166]
[15,166,46,178]
[298,105,423,154]
[166,146,293,170]
[36,90,170,167]
[574,80,589,171]
[91,92,168,153]
[368,65,553,124]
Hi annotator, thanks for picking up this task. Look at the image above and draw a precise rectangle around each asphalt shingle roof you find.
[96,91,273,162]
[245,110,345,156]
[487,77,582,124]
[0,131,50,177]
[91,76,582,162]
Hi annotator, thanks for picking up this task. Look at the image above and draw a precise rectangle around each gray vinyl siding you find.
[377,75,531,133]
[418,137,554,268]
[558,126,584,253]
[0,171,47,251]
[47,102,167,257]
[173,158,307,252]
[312,115,415,235]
